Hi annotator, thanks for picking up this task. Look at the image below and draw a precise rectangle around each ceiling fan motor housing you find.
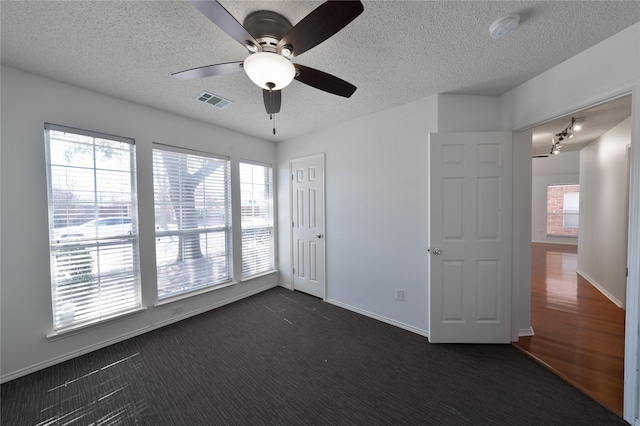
[243,10,293,53]
[172,0,363,121]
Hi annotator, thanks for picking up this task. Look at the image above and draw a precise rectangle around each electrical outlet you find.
[172,304,185,315]
[395,288,404,301]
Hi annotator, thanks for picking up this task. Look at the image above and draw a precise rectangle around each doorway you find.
[516,95,632,415]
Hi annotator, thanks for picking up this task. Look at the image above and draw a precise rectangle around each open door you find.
[428,132,513,343]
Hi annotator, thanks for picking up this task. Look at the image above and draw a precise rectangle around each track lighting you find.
[573,118,585,131]
[549,117,582,154]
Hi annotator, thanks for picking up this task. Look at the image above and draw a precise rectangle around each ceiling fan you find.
[173,0,364,132]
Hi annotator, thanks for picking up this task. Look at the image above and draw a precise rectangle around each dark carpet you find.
[1,287,626,425]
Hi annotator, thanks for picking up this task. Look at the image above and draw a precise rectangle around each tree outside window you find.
[152,146,231,300]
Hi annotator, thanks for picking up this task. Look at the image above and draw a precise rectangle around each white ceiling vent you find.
[195,91,233,109]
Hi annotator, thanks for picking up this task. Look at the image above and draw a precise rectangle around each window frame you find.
[152,143,232,301]
[44,123,143,334]
[239,160,276,279]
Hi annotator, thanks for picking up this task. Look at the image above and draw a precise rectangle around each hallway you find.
[514,243,625,415]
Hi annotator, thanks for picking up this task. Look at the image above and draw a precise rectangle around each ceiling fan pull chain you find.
[265,83,277,135]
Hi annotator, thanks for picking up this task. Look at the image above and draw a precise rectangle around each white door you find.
[291,154,325,299]
[428,132,513,343]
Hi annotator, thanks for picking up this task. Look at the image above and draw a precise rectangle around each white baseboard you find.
[576,268,624,309]
[0,282,279,384]
[326,298,428,337]
[519,326,535,337]
[531,239,578,246]
[278,282,293,290]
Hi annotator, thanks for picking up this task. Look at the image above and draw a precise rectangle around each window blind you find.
[563,191,580,228]
[152,145,231,299]
[45,123,141,331]
[240,162,275,277]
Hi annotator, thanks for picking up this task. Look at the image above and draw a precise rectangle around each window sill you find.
[154,280,238,307]
[240,269,278,282]
[47,306,147,340]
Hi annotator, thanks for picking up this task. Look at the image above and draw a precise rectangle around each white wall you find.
[277,95,438,334]
[577,117,631,308]
[437,94,502,132]
[501,23,640,132]
[531,151,580,245]
[276,94,506,335]
[0,66,277,381]
[513,130,533,338]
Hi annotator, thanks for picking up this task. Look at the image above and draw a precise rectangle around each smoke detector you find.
[490,14,520,39]
[195,91,233,109]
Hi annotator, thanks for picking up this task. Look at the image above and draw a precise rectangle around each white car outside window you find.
[54,217,132,241]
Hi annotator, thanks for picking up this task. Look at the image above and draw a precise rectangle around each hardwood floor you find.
[514,242,626,416]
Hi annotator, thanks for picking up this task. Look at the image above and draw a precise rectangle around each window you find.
[153,145,231,300]
[240,162,275,277]
[547,184,580,236]
[45,124,141,332]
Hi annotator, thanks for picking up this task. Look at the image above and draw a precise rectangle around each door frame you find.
[289,153,327,300]
[511,87,639,423]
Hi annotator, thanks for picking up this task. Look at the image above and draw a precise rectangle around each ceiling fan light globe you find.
[244,52,295,90]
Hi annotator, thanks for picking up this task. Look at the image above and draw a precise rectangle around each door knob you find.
[316,234,323,238]
[429,247,442,255]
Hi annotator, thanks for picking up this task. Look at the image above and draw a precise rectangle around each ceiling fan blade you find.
[189,0,260,50]
[294,64,356,97]
[277,1,364,57]
[533,155,549,158]
[263,89,282,114]
[172,61,243,80]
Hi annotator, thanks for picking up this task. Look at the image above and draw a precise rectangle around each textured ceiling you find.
[1,1,639,142]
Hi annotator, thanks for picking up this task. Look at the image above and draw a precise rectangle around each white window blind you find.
[240,162,275,277]
[45,123,141,332]
[563,191,580,228]
[153,145,231,299]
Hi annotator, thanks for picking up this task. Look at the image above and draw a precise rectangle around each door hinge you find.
[291,174,294,180]
[627,267,629,277]
[293,268,295,274]
[292,221,295,227]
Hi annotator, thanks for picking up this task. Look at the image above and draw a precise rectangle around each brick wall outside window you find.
[547,184,579,236]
